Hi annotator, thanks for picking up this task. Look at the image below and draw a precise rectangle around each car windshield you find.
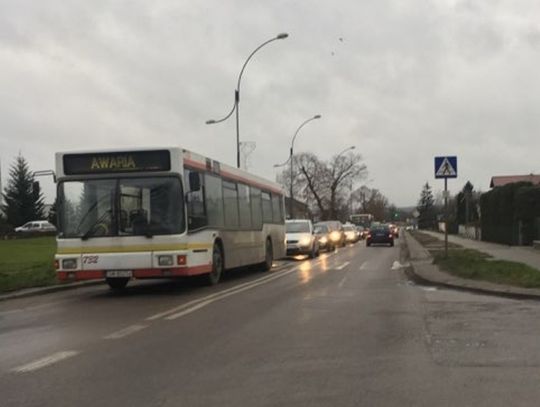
[286,222,310,233]
[314,225,328,234]
[58,177,185,238]
[344,225,355,231]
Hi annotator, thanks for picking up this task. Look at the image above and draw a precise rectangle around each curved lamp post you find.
[274,114,322,218]
[206,33,289,168]
[336,145,355,159]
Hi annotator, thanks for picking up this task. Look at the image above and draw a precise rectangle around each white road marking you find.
[391,261,410,270]
[12,351,79,373]
[104,324,148,340]
[335,261,350,270]
[421,286,438,292]
[145,265,297,321]
[338,275,348,288]
[165,266,300,320]
[359,261,369,270]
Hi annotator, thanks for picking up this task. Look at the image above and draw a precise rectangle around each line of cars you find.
[285,219,400,257]
[285,219,366,257]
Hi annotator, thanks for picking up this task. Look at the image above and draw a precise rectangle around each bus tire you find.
[106,277,129,291]
[205,242,224,286]
[261,238,273,272]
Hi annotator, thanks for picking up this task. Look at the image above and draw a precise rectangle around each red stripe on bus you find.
[183,159,283,195]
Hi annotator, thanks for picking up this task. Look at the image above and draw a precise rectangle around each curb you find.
[403,232,540,301]
[0,280,106,302]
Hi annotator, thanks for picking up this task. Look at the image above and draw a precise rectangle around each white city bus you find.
[54,147,286,290]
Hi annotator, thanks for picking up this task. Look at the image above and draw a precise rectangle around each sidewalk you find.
[421,231,540,272]
[404,232,540,300]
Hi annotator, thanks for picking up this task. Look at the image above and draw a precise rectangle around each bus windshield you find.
[58,177,185,238]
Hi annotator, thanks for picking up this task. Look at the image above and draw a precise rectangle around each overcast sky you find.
[1,0,540,207]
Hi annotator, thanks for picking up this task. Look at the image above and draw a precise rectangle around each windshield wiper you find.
[81,211,112,240]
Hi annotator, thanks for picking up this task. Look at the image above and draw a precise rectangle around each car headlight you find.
[319,236,328,244]
[299,236,311,246]
[330,231,341,241]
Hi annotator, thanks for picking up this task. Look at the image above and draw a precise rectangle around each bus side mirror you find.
[189,172,201,192]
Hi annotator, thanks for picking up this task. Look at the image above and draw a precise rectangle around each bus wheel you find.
[261,238,273,272]
[206,243,223,285]
[106,278,129,291]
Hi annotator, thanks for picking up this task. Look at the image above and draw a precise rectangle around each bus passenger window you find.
[223,181,239,229]
[250,187,262,229]
[271,194,282,223]
[185,170,207,230]
[262,191,272,223]
[204,174,224,228]
[238,183,252,230]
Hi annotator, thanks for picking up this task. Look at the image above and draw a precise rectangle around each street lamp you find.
[274,114,322,218]
[336,145,355,158]
[206,33,289,168]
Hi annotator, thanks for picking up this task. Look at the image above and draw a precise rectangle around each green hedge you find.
[481,182,540,245]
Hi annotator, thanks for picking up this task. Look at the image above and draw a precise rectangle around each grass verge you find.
[410,230,540,288]
[432,248,540,288]
[0,237,57,293]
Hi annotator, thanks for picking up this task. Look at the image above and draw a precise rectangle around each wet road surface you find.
[2,240,540,406]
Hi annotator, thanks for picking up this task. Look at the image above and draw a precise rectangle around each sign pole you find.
[444,177,448,258]
[434,155,457,259]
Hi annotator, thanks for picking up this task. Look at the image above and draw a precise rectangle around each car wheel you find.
[106,277,129,291]
[309,244,317,259]
[390,241,394,247]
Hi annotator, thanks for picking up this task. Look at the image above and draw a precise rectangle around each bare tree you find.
[277,152,367,221]
[351,186,389,221]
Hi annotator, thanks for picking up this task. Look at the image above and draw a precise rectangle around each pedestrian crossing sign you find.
[434,156,457,179]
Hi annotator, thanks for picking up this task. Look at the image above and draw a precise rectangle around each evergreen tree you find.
[456,181,479,225]
[417,182,435,229]
[1,155,45,226]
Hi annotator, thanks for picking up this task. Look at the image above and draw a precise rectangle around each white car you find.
[15,220,57,233]
[286,219,320,258]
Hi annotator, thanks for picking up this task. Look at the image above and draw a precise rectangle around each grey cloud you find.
[2,0,540,206]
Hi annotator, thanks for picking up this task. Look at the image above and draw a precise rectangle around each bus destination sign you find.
[63,150,171,175]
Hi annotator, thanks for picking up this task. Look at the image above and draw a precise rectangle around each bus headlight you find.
[158,255,174,266]
[62,258,78,270]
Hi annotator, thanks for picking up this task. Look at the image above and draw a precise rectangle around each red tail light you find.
[367,234,372,238]
[389,234,393,238]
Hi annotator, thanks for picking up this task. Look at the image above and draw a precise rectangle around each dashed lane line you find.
[103,324,149,340]
[12,351,80,374]
[335,261,350,270]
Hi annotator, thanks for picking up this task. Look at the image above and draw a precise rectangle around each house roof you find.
[490,174,540,188]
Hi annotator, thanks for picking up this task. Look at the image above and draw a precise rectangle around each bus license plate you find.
[106,270,132,278]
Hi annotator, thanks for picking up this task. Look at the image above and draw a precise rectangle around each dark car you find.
[366,225,394,247]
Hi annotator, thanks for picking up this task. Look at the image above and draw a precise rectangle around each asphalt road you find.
[2,240,540,406]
